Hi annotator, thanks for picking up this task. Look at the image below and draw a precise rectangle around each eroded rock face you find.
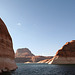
[15,55,53,63]
[0,18,17,72]
[15,48,35,57]
[49,40,75,64]
[15,48,53,63]
[31,56,53,62]
[37,59,52,63]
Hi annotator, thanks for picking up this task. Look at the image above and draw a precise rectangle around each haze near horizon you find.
[0,0,75,56]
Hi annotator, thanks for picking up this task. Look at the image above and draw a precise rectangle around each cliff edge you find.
[0,18,17,73]
[49,40,75,64]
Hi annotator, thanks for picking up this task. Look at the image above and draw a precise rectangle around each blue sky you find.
[0,0,75,56]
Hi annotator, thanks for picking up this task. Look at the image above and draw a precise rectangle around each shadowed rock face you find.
[15,48,35,57]
[0,18,17,73]
[49,40,75,64]
[31,56,53,62]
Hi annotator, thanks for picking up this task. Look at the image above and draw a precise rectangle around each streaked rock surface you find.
[0,18,17,72]
[37,59,52,63]
[49,40,75,64]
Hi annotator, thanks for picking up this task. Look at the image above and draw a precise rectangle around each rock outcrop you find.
[31,56,53,63]
[37,59,52,63]
[49,40,75,64]
[15,55,53,63]
[15,48,35,57]
[0,18,17,73]
[15,48,53,63]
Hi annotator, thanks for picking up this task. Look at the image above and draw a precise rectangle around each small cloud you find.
[17,23,21,26]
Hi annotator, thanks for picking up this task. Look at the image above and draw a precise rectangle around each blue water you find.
[3,63,75,75]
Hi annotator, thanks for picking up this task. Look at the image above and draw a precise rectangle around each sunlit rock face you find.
[49,40,75,64]
[15,48,35,57]
[0,18,17,73]
[37,59,52,63]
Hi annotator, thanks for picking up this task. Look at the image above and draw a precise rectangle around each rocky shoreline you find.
[15,48,53,63]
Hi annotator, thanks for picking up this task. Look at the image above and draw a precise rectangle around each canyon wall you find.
[49,40,75,64]
[0,18,17,72]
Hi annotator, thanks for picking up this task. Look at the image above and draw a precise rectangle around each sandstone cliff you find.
[15,48,53,63]
[37,59,52,63]
[0,18,17,73]
[15,55,53,63]
[49,40,75,64]
[31,56,53,63]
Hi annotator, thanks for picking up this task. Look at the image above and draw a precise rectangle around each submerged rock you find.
[49,40,75,64]
[0,18,17,72]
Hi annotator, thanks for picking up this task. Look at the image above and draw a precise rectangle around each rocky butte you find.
[49,40,75,64]
[0,18,17,73]
[15,48,35,57]
[15,48,53,63]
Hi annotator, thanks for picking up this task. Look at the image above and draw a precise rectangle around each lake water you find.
[2,63,75,75]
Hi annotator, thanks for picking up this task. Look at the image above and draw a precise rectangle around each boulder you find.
[0,18,17,72]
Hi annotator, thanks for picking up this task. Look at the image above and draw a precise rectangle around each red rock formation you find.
[15,48,53,63]
[15,56,53,63]
[15,48,35,57]
[0,18,17,72]
[15,56,32,63]
[49,40,75,64]
[31,56,53,62]
[37,59,52,63]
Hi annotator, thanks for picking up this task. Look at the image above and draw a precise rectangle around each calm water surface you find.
[4,63,75,75]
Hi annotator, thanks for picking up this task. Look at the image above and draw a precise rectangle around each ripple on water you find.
[11,64,75,75]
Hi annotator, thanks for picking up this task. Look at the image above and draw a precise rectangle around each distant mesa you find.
[15,48,35,57]
[0,18,17,73]
[15,48,53,63]
[49,40,75,64]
